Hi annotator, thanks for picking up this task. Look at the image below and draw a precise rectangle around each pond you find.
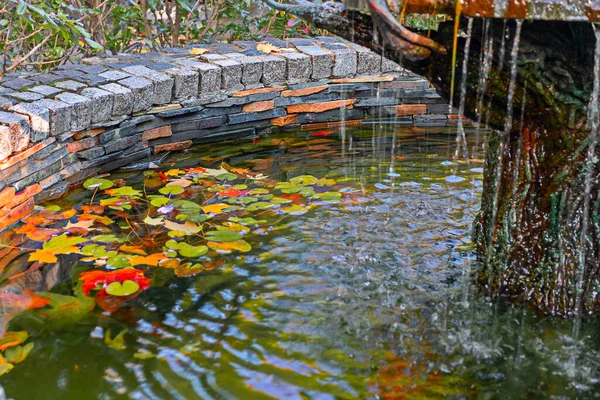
[1,122,600,399]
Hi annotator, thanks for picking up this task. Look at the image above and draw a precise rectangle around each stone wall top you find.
[0,37,400,161]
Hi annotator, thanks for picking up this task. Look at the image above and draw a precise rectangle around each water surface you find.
[2,123,600,399]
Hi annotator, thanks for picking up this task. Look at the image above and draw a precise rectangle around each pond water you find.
[1,122,600,399]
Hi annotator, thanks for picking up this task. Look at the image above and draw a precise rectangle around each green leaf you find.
[246,202,274,212]
[159,186,184,195]
[83,178,114,190]
[178,244,208,258]
[105,280,139,296]
[290,175,318,185]
[216,172,237,181]
[4,342,34,364]
[105,328,127,350]
[106,255,131,269]
[149,196,170,207]
[204,230,242,242]
[111,186,142,197]
[92,234,124,243]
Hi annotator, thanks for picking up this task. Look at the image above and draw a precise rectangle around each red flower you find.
[80,268,151,296]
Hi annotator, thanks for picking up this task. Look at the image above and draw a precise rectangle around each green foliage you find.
[0,0,317,75]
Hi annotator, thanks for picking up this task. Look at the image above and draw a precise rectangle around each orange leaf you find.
[158,258,180,269]
[129,253,166,267]
[119,245,148,256]
[201,203,230,214]
[80,205,105,214]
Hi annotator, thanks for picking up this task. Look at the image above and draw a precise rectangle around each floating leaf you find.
[207,240,252,253]
[167,179,193,188]
[216,172,238,181]
[246,202,274,212]
[163,220,201,235]
[129,253,166,267]
[106,186,142,197]
[92,234,124,243]
[174,262,205,277]
[159,186,184,196]
[105,328,127,350]
[28,249,58,263]
[119,245,147,256]
[105,280,140,297]
[0,355,13,376]
[4,342,34,364]
[201,203,230,214]
[0,331,28,352]
[106,254,131,269]
[144,216,164,226]
[83,178,113,190]
[204,230,243,242]
[178,244,208,258]
[290,175,319,185]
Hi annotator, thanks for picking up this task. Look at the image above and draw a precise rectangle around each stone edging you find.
[0,37,457,231]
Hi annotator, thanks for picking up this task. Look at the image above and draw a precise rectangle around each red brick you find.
[153,140,192,154]
[0,187,15,207]
[396,104,427,117]
[287,99,356,114]
[232,86,286,97]
[243,100,275,113]
[6,184,42,209]
[67,137,98,153]
[281,85,328,97]
[271,114,299,127]
[0,197,34,231]
[0,137,55,171]
[142,126,172,142]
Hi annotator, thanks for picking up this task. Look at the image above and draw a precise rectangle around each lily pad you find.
[204,230,243,242]
[105,280,140,296]
[83,178,114,190]
[178,244,209,258]
[159,186,185,196]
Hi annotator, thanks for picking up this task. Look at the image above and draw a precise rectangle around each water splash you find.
[486,20,523,292]
[574,23,600,332]
[456,17,474,159]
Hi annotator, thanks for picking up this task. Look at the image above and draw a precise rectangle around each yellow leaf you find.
[207,240,252,254]
[256,43,281,54]
[144,216,164,226]
[163,220,201,235]
[28,249,58,264]
[165,169,186,177]
[189,48,210,55]
[167,179,193,188]
[201,203,230,214]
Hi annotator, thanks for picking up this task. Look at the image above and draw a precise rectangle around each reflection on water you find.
[2,123,600,399]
